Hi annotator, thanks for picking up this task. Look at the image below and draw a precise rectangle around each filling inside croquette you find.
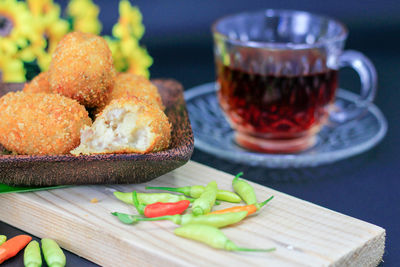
[75,107,155,153]
[71,95,171,155]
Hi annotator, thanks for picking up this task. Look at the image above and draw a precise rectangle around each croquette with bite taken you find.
[71,96,171,155]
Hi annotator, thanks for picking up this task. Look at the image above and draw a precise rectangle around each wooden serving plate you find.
[0,79,194,186]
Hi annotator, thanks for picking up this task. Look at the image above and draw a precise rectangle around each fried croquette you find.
[112,73,164,109]
[0,92,92,155]
[71,96,171,155]
[96,73,164,114]
[49,32,116,108]
[23,72,52,94]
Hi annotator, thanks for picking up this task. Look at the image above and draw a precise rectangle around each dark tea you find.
[217,63,338,141]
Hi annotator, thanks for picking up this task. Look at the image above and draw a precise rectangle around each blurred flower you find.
[67,0,102,35]
[0,0,34,82]
[106,37,152,78]
[27,0,69,71]
[113,0,144,39]
[0,55,26,83]
[108,0,152,78]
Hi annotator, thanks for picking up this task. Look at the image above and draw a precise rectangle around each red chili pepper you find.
[144,201,190,217]
[132,191,190,218]
[0,235,32,264]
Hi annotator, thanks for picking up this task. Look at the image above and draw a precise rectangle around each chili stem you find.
[146,186,220,204]
[235,247,276,252]
[146,186,185,194]
[134,216,174,222]
[232,172,244,182]
[258,196,274,209]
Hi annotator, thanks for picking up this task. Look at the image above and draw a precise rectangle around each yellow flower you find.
[126,46,152,78]
[27,0,69,71]
[0,0,32,42]
[67,0,102,35]
[0,55,26,83]
[113,0,144,39]
[0,0,35,82]
[36,49,52,72]
[108,0,152,78]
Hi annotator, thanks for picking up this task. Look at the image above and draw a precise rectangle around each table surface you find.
[1,36,399,267]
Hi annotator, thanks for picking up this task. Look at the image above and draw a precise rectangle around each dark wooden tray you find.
[0,79,194,186]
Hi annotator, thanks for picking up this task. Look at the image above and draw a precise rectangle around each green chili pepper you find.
[232,172,258,205]
[0,235,6,245]
[112,211,248,228]
[192,181,218,216]
[114,191,194,205]
[41,238,66,267]
[24,241,42,267]
[174,224,275,252]
[146,185,242,203]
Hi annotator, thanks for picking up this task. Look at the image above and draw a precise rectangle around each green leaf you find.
[0,184,68,194]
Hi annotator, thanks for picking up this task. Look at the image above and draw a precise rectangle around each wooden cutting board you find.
[0,161,385,267]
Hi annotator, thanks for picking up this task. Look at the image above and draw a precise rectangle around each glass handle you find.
[332,50,378,122]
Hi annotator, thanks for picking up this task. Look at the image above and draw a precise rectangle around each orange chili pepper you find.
[209,204,258,215]
[0,235,32,264]
[209,196,274,216]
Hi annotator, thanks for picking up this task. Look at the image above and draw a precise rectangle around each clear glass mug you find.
[212,10,377,153]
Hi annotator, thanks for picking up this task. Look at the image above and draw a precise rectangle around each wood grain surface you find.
[0,161,385,266]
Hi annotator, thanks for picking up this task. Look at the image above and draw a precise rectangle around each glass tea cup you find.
[212,9,377,153]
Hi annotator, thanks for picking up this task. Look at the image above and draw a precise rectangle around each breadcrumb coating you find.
[96,73,164,113]
[49,32,116,108]
[0,92,92,155]
[23,72,52,94]
[71,96,171,155]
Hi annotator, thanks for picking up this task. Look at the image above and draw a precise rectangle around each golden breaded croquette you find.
[111,73,164,109]
[71,96,171,155]
[23,71,52,94]
[49,32,116,108]
[96,73,164,114]
[0,92,92,155]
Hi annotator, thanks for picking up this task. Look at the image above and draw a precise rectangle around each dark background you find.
[2,0,399,266]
